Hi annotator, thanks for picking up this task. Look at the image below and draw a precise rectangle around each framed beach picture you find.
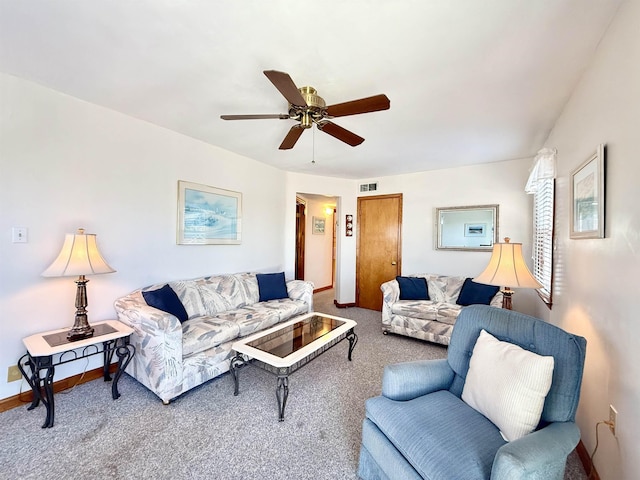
[570,144,605,239]
[312,216,326,235]
[464,223,486,237]
[177,180,242,245]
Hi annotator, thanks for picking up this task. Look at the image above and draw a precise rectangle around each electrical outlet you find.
[7,365,22,383]
[609,404,617,437]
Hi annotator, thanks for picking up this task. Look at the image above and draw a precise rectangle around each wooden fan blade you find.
[279,125,306,150]
[264,70,307,107]
[220,114,290,120]
[317,121,364,147]
[325,94,390,117]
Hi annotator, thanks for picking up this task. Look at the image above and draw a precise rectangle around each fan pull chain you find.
[312,126,316,164]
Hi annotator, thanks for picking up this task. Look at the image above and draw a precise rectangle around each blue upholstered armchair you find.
[358,305,587,480]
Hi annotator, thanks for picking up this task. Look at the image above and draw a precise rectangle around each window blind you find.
[532,178,554,305]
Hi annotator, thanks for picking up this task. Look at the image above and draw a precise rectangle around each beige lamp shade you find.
[42,228,116,277]
[474,238,542,289]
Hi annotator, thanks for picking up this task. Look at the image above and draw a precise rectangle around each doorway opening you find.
[295,193,337,292]
[295,197,306,280]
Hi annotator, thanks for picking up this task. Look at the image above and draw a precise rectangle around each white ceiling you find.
[0,1,622,179]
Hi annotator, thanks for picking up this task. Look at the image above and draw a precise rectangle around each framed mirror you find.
[435,204,499,251]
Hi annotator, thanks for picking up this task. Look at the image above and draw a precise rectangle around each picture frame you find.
[312,216,326,235]
[345,214,354,237]
[464,223,486,237]
[570,144,605,239]
[177,180,242,245]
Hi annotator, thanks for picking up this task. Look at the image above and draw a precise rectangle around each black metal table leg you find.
[41,359,55,428]
[229,353,246,396]
[276,375,289,422]
[19,354,55,427]
[111,339,135,400]
[103,339,116,381]
[347,331,358,361]
[18,354,41,410]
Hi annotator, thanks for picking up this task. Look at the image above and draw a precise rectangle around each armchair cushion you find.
[142,284,188,323]
[462,329,555,441]
[365,390,506,479]
[396,276,429,300]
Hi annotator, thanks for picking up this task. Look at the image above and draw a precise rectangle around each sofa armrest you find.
[380,280,400,326]
[491,422,581,480]
[114,293,184,390]
[490,290,504,308]
[286,279,314,312]
[382,358,455,401]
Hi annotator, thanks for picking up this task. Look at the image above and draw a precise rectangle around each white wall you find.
[533,2,639,478]
[0,73,290,400]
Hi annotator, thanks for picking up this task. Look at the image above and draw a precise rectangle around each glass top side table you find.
[18,319,135,428]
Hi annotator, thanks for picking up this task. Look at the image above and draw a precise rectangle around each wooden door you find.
[356,194,402,310]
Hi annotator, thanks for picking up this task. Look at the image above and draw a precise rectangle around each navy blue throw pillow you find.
[257,272,289,302]
[142,284,188,323]
[396,276,430,300]
[456,278,500,306]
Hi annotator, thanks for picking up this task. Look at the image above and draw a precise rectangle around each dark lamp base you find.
[501,288,514,310]
[67,327,94,342]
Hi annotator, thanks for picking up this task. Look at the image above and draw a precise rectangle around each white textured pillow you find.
[461,329,555,442]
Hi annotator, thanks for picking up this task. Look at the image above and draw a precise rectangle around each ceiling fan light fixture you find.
[220,70,390,151]
[301,112,313,129]
[298,86,326,110]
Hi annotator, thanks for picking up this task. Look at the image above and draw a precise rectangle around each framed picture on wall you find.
[464,223,486,236]
[312,216,326,235]
[570,144,605,239]
[177,180,242,245]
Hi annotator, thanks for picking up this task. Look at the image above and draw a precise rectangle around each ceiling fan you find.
[220,70,390,150]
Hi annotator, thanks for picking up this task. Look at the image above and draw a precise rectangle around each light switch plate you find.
[12,227,28,243]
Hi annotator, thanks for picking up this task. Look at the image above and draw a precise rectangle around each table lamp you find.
[473,237,542,310]
[42,228,116,341]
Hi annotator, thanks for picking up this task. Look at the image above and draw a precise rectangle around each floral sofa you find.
[381,274,503,346]
[114,272,313,403]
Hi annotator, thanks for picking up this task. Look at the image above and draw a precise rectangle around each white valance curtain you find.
[525,147,557,193]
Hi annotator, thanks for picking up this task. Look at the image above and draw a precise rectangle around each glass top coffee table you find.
[229,312,357,421]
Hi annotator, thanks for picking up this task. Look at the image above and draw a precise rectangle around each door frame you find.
[295,194,338,291]
[295,197,306,281]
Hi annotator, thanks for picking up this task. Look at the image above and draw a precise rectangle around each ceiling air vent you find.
[359,182,378,193]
